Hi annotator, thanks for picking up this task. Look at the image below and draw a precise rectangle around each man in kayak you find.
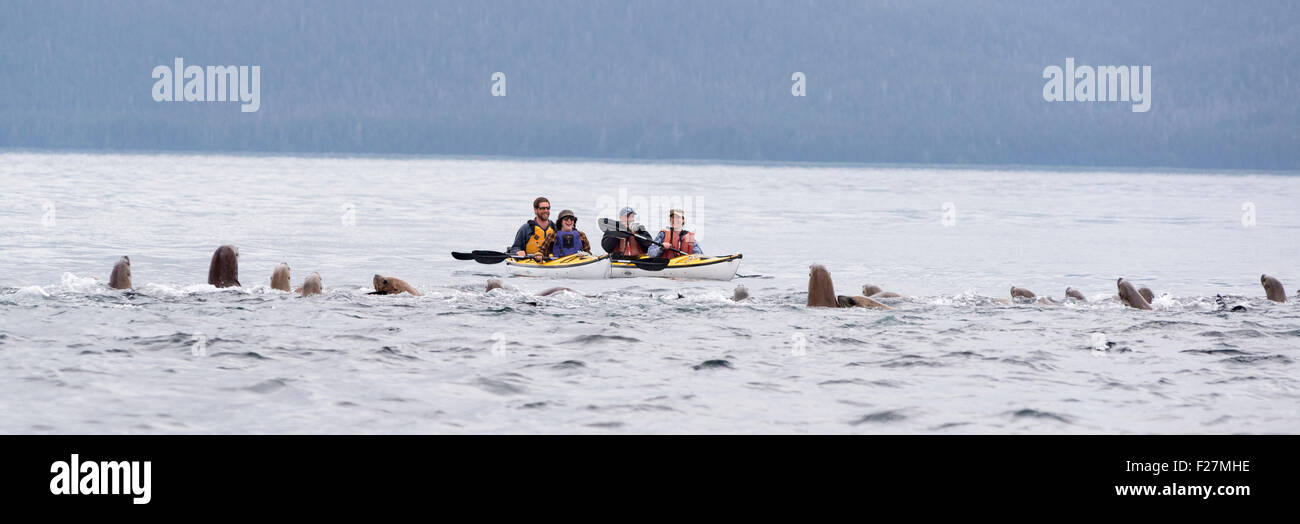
[600,206,652,257]
[648,208,704,258]
[510,197,555,257]
[535,209,592,261]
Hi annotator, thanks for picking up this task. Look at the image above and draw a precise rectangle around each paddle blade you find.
[451,252,477,261]
[597,217,625,233]
[628,259,669,271]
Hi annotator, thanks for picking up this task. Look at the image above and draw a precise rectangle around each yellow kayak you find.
[505,254,611,279]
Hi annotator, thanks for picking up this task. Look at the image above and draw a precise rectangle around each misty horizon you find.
[2,0,1297,170]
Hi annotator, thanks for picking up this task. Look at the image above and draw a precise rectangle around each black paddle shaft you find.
[597,218,689,257]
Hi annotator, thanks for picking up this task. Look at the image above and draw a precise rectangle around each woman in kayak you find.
[648,208,703,258]
[535,209,592,261]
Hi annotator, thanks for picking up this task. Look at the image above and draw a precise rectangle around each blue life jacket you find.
[552,230,583,257]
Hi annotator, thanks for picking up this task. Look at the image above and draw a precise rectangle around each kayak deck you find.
[610,254,742,280]
[505,254,611,279]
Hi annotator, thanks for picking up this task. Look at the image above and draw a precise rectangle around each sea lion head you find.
[731,284,749,301]
[373,274,390,294]
[300,272,322,296]
[109,256,132,290]
[208,245,240,288]
[1010,286,1037,301]
[861,284,883,296]
[1065,287,1086,301]
[1261,274,1287,302]
[486,278,504,292]
[1116,278,1153,310]
[807,264,838,307]
[271,263,291,291]
[372,274,415,295]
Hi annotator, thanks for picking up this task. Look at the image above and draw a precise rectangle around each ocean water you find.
[1,151,1297,434]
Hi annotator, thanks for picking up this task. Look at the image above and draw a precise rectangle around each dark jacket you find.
[599,224,651,254]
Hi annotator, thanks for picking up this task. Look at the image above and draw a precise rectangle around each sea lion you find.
[1011,286,1058,305]
[270,263,291,291]
[372,274,421,296]
[836,295,890,308]
[1138,286,1155,304]
[207,245,240,288]
[1010,286,1037,300]
[300,272,322,296]
[1065,287,1086,301]
[807,264,890,309]
[860,284,901,299]
[732,284,750,301]
[108,256,132,290]
[1117,278,1153,310]
[484,279,590,298]
[1261,274,1287,302]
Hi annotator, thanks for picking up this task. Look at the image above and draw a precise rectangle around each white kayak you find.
[610,254,743,280]
[505,254,612,279]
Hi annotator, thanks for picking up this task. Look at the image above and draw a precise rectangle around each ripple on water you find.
[693,359,733,370]
[212,351,270,360]
[128,332,199,351]
[851,410,907,425]
[244,378,290,394]
[1219,355,1292,365]
[563,334,641,345]
[551,360,586,370]
[819,378,905,388]
[472,376,527,395]
[375,346,419,360]
[879,355,942,368]
[1180,349,1248,356]
[1008,409,1072,424]
[1208,375,1262,385]
[943,351,987,360]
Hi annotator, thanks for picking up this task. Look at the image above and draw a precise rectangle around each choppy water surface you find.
[1,152,1298,433]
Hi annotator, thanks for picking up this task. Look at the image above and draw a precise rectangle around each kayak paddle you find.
[596,218,690,257]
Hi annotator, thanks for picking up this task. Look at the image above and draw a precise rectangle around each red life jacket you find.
[617,236,645,256]
[660,229,694,257]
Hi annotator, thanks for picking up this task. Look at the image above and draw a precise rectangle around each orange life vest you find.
[617,236,646,256]
[524,220,555,255]
[660,229,694,257]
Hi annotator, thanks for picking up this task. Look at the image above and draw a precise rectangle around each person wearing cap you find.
[600,207,652,257]
[509,197,556,257]
[535,209,592,260]
[648,208,704,258]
